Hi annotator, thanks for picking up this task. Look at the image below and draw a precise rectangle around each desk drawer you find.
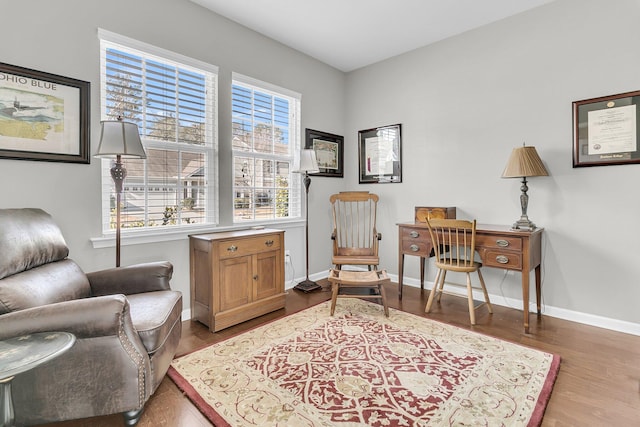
[401,227,429,241]
[401,240,431,257]
[475,234,522,251]
[218,234,281,259]
[482,249,522,269]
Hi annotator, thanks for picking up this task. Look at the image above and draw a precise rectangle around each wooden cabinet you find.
[189,228,286,332]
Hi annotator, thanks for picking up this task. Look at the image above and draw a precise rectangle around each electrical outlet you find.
[285,250,291,263]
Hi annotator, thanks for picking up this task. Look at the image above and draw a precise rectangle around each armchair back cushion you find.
[0,208,70,278]
[0,209,91,314]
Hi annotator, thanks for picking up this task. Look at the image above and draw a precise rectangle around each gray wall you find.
[1,0,638,333]
[343,0,640,331]
[0,0,345,310]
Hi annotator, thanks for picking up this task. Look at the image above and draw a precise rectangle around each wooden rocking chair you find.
[330,191,381,270]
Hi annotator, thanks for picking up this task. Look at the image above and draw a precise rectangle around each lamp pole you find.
[111,154,125,267]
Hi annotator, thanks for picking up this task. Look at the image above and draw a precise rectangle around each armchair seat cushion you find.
[127,291,182,354]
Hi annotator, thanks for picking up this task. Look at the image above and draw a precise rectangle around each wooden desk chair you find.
[330,191,381,270]
[424,218,492,325]
[328,269,390,317]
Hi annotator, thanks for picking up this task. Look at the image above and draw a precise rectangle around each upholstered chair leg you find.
[466,273,476,325]
[123,408,144,426]
[477,269,493,313]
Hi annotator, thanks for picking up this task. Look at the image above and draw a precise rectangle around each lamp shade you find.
[501,146,548,178]
[95,120,146,159]
[294,149,320,173]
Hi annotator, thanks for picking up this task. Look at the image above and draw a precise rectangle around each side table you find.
[0,332,76,427]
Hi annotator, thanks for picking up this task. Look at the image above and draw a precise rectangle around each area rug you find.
[169,299,560,426]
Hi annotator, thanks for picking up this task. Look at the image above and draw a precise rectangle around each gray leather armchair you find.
[0,208,182,426]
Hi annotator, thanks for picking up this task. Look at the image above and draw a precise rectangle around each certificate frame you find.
[573,90,640,168]
[358,123,402,183]
[305,128,343,177]
[0,62,90,164]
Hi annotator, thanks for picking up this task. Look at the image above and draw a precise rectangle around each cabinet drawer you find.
[475,235,522,251]
[219,234,281,259]
[482,250,522,269]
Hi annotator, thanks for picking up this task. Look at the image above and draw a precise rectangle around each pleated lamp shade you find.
[502,146,548,178]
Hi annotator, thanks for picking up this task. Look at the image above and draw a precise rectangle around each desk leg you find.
[419,257,425,290]
[0,376,15,427]
[399,253,405,299]
[535,265,542,314]
[523,271,530,334]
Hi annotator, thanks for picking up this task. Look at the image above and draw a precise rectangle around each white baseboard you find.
[186,271,640,337]
[387,273,640,337]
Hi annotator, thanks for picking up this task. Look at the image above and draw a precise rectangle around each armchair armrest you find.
[87,261,173,296]
[0,294,135,340]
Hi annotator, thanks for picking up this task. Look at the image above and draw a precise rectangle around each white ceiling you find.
[191,0,555,72]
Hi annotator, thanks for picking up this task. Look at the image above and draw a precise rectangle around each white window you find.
[99,29,218,234]
[231,73,302,223]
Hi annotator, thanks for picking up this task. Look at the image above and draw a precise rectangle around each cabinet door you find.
[254,250,281,301]
[219,256,252,311]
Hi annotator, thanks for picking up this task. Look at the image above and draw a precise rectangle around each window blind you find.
[231,73,302,223]
[99,30,218,232]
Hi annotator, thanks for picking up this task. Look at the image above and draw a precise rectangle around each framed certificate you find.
[358,123,402,183]
[573,90,640,167]
[305,128,343,178]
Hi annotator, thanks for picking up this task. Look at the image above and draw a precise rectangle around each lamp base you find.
[511,217,537,231]
[293,279,322,293]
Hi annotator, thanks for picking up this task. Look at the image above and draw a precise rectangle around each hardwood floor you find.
[42,281,640,426]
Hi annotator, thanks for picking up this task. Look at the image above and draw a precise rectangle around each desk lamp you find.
[293,149,320,292]
[95,117,146,267]
[501,144,548,231]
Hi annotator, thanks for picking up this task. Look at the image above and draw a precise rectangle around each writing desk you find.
[398,222,543,333]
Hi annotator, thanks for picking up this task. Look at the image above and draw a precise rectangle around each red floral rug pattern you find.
[169,299,560,426]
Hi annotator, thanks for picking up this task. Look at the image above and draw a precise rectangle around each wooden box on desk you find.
[414,206,456,222]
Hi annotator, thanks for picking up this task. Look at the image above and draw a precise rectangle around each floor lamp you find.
[502,144,549,231]
[95,117,147,267]
[293,149,321,292]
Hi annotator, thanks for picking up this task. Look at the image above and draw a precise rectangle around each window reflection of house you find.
[120,151,206,226]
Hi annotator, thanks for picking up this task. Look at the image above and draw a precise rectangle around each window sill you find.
[90,219,306,248]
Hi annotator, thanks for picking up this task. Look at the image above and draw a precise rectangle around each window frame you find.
[231,72,302,224]
[98,29,219,236]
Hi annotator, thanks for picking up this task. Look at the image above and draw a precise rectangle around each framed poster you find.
[358,123,402,183]
[305,128,343,177]
[573,90,640,167]
[0,62,90,163]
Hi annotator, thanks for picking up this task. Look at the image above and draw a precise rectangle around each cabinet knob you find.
[253,275,259,280]
[496,255,509,264]
[409,231,419,238]
[265,240,274,247]
[227,245,238,252]
[410,244,420,252]
[496,239,509,247]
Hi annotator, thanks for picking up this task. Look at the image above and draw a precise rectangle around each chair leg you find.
[378,283,389,317]
[477,269,493,313]
[123,408,144,426]
[436,270,447,303]
[425,269,441,313]
[330,283,339,316]
[466,273,476,325]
